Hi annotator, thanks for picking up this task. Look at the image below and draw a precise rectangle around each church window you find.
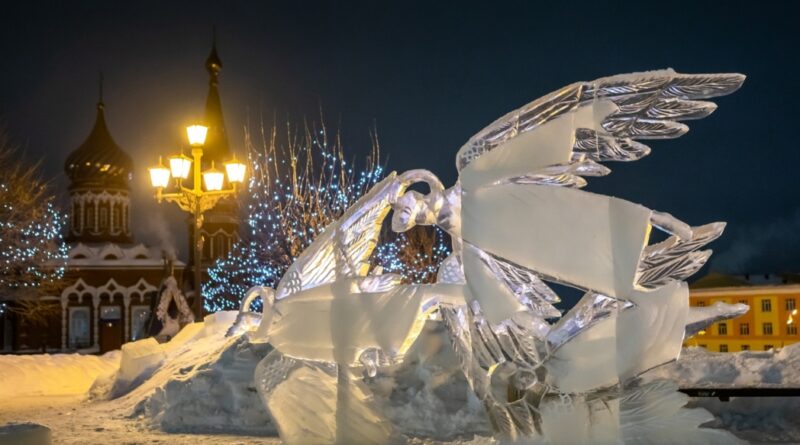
[112,203,120,232]
[130,306,151,341]
[68,307,91,349]
[100,207,108,231]
[86,205,96,231]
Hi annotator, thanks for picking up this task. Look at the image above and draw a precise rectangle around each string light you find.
[203,124,450,312]
[0,194,67,291]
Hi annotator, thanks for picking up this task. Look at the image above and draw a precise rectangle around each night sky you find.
[1,1,799,276]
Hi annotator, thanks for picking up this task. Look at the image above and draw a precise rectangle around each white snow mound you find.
[644,343,800,387]
[0,351,120,398]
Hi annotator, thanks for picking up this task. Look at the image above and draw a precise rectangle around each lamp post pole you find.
[191,146,204,319]
[149,125,246,320]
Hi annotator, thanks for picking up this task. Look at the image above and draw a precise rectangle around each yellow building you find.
[685,273,800,352]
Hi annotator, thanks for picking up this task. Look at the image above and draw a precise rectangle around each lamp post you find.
[149,124,246,319]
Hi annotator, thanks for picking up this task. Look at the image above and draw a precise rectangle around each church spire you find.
[202,26,229,162]
[98,70,104,106]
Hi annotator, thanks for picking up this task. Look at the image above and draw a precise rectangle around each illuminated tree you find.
[204,119,449,311]
[0,135,67,296]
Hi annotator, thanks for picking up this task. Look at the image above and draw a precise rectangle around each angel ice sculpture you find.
[246,69,748,444]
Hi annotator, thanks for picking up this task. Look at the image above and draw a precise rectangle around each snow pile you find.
[0,351,120,398]
[644,343,800,387]
[140,337,276,435]
[116,317,488,440]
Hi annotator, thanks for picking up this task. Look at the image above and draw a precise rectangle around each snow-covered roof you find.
[66,242,185,268]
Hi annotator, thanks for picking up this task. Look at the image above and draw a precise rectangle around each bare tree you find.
[0,133,68,351]
[205,116,449,311]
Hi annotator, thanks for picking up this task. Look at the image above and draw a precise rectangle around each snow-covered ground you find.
[1,313,798,444]
[645,345,800,388]
[0,350,119,400]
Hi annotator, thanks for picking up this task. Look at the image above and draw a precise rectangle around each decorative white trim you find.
[66,243,185,267]
[59,277,160,351]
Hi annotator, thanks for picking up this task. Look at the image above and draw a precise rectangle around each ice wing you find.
[456,69,745,190]
[275,173,403,300]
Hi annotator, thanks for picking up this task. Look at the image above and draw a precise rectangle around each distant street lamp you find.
[149,124,246,319]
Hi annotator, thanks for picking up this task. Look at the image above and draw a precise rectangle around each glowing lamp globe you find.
[149,159,170,188]
[169,154,192,179]
[225,159,246,183]
[186,125,208,147]
[203,163,225,191]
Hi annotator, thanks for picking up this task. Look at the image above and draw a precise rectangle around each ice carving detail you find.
[246,69,746,444]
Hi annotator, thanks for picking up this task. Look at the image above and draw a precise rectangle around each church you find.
[1,40,238,353]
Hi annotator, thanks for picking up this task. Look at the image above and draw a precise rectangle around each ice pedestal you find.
[255,350,392,445]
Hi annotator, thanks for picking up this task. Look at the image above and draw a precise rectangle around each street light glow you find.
[149,157,171,188]
[169,153,193,179]
[225,158,246,183]
[186,125,208,146]
[203,162,225,191]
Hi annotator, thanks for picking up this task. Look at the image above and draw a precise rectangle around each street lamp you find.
[148,124,246,319]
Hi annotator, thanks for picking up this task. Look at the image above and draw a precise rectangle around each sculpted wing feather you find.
[456,69,744,188]
[275,173,402,299]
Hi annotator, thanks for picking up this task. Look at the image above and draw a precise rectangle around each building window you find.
[696,301,705,307]
[789,324,798,335]
[719,344,728,352]
[764,344,774,351]
[99,207,108,230]
[718,323,727,335]
[739,299,748,305]
[130,306,151,341]
[68,307,91,349]
[741,345,750,351]
[787,298,796,311]
[740,323,749,335]
[86,205,96,231]
[763,322,773,335]
[761,299,772,312]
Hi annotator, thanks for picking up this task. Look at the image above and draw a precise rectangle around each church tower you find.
[188,33,239,270]
[64,83,134,244]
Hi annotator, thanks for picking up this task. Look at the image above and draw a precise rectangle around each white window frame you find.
[68,306,91,349]
[130,305,151,341]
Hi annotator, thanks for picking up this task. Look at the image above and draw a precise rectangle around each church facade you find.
[1,41,237,353]
[3,97,184,353]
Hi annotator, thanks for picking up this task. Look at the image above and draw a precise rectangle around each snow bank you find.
[644,343,800,387]
[0,351,120,398]
[124,318,488,440]
[140,337,276,435]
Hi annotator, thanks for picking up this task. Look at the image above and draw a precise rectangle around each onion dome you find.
[64,101,133,189]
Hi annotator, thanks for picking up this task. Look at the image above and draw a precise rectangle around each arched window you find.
[122,204,129,234]
[68,307,91,349]
[111,203,121,233]
[99,207,108,231]
[86,204,96,231]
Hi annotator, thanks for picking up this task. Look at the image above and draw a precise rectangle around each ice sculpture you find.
[249,69,747,444]
[248,173,463,443]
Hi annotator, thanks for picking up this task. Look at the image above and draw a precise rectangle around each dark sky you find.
[1,1,799,275]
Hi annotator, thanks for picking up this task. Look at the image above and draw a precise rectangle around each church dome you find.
[64,102,133,189]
